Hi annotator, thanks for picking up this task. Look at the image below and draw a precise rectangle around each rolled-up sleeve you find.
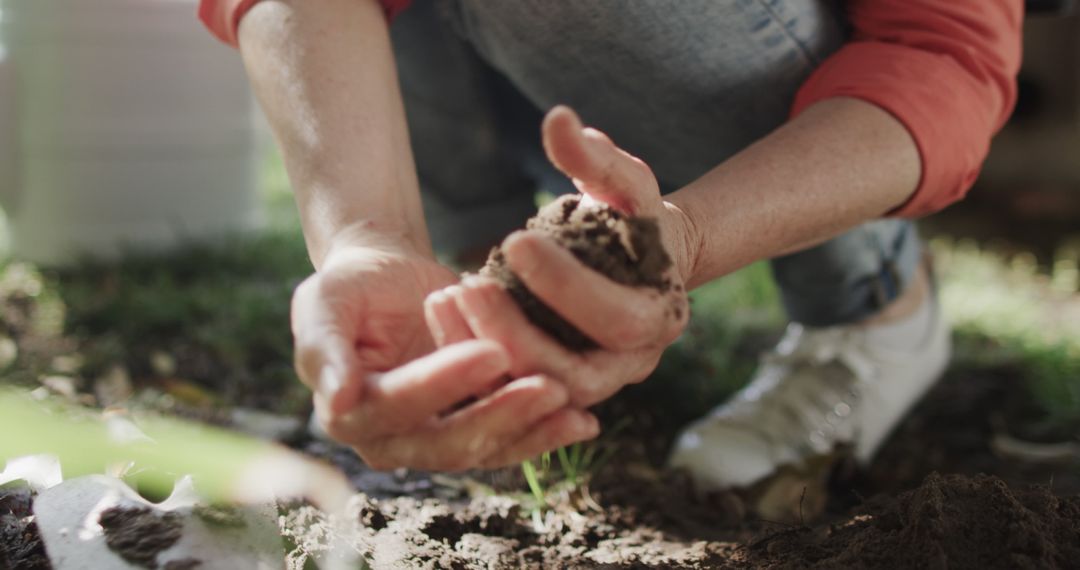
[791,0,1023,218]
[198,0,413,47]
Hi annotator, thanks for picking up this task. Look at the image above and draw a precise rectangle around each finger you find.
[454,276,661,407]
[571,348,661,407]
[479,409,600,469]
[424,286,474,347]
[291,277,364,414]
[541,105,658,216]
[503,231,687,351]
[356,339,511,435]
[368,375,570,471]
[453,276,579,379]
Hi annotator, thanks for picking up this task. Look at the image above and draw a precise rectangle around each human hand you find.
[292,233,598,470]
[426,106,696,409]
[292,235,457,415]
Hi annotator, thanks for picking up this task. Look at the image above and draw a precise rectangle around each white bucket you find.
[0,0,261,265]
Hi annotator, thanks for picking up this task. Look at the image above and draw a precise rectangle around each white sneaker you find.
[668,289,950,491]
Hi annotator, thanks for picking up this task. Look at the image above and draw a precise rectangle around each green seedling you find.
[518,415,632,519]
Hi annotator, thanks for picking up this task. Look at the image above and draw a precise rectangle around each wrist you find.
[312,219,431,271]
[662,200,703,288]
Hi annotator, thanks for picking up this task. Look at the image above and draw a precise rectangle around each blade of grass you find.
[520,459,545,506]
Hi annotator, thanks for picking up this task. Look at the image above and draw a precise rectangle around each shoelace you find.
[731,325,879,455]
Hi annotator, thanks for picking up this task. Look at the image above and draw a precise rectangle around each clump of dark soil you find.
[0,487,50,570]
[749,472,1080,569]
[99,505,184,569]
[481,194,673,351]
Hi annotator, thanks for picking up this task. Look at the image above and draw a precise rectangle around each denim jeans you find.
[391,0,923,327]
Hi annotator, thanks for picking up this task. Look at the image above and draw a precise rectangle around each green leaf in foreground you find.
[0,390,349,508]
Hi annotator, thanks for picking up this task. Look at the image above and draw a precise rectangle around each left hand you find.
[425,106,697,408]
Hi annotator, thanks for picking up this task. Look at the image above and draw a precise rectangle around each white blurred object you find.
[0,0,262,265]
[35,475,285,570]
[0,454,64,492]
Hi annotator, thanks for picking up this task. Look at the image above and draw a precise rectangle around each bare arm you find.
[232,0,598,470]
[236,0,430,268]
[670,98,921,289]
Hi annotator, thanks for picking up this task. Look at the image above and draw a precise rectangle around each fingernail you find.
[460,274,485,289]
[426,289,447,306]
[443,284,464,300]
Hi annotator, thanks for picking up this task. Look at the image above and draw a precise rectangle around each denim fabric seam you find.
[753,0,822,67]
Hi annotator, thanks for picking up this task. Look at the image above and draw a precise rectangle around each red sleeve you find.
[791,0,1023,218]
[198,0,412,47]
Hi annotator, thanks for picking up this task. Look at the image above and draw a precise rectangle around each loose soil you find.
[481,194,673,351]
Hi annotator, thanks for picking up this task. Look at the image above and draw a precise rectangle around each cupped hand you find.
[426,106,696,409]
[291,239,458,415]
[292,234,599,470]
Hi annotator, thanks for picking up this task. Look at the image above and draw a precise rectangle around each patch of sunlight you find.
[933,236,1080,422]
[934,237,1080,350]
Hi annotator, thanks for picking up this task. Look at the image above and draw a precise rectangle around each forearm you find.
[237,0,430,269]
[670,98,921,289]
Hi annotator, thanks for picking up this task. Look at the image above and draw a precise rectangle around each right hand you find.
[291,238,597,470]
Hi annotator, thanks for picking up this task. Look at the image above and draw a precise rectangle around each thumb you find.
[541,105,661,216]
[295,331,365,416]
[319,347,365,416]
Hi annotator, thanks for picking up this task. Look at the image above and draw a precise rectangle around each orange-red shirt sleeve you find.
[198,0,412,47]
[791,0,1023,218]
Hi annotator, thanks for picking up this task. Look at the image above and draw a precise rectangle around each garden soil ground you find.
[7,331,1077,569]
[272,364,1080,569]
